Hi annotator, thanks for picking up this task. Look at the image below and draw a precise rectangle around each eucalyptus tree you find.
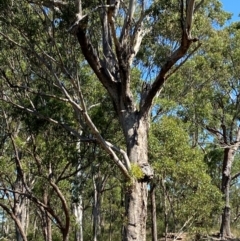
[0,0,229,240]
[206,26,240,238]
[162,23,240,238]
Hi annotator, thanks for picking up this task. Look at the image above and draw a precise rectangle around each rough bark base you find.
[220,206,232,238]
[123,181,148,241]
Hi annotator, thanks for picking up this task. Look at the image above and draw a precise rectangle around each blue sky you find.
[221,0,240,22]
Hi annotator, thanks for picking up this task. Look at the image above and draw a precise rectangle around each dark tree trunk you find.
[220,206,231,238]
[220,148,233,238]
[205,125,240,238]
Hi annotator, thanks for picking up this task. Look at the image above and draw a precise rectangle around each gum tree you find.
[70,2,198,239]
[162,24,240,238]
[0,0,227,240]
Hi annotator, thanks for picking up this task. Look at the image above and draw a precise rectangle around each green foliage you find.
[130,163,144,180]
[149,116,223,231]
[151,19,240,236]
[204,147,223,188]
[136,0,231,73]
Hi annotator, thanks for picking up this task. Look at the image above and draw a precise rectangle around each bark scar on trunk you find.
[128,223,136,227]
[139,163,154,182]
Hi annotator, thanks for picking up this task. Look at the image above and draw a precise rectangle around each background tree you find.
[161,23,240,238]
[149,116,223,236]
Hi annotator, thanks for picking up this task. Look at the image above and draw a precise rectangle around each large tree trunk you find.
[123,181,148,241]
[122,113,153,241]
[220,206,231,239]
[73,2,196,241]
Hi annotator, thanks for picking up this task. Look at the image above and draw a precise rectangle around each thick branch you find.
[141,37,195,114]
[50,181,70,236]
[75,0,82,16]
[206,126,223,141]
[22,67,130,179]
[165,42,202,80]
[128,14,151,66]
[185,0,196,38]
[79,107,131,179]
[140,0,197,115]
[105,141,131,171]
[120,0,136,44]
[100,6,119,84]
[75,24,118,103]
[28,0,68,8]
[73,80,131,179]
[128,0,136,21]
[0,203,28,241]
[231,171,240,182]
[108,3,121,55]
